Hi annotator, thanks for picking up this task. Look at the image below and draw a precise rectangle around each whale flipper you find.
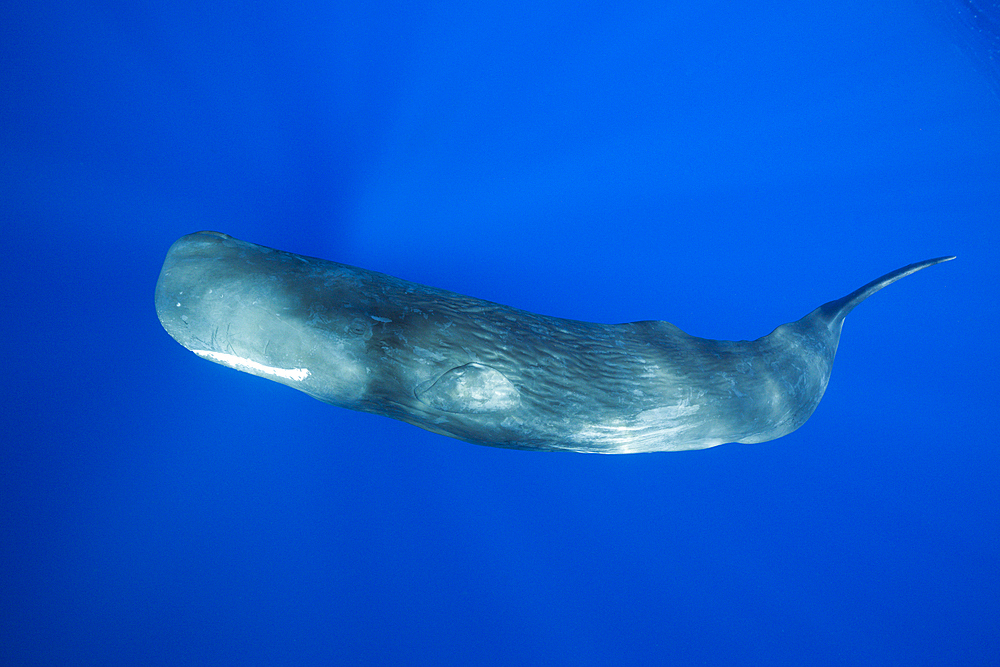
[415,363,521,414]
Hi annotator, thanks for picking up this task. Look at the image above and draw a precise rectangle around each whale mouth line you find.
[192,349,311,382]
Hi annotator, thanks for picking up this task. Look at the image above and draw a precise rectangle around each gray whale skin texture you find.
[155,232,953,453]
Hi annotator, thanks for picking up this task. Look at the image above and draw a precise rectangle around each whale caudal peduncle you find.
[155,231,953,453]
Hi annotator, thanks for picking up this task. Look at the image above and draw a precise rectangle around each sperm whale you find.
[154,232,953,453]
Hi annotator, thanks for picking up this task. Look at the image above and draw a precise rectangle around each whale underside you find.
[154,232,953,453]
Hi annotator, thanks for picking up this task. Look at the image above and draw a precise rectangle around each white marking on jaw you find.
[192,349,311,381]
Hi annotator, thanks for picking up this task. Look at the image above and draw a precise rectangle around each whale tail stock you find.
[739,255,956,447]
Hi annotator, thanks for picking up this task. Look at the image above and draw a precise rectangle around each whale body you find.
[154,232,953,453]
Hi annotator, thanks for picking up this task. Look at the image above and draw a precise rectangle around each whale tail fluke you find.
[818,256,955,327]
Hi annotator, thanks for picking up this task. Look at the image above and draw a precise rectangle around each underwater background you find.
[3,1,998,664]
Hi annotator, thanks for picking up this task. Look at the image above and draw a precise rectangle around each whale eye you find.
[346,317,372,340]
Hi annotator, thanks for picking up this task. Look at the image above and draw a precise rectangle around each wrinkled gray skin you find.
[155,232,953,453]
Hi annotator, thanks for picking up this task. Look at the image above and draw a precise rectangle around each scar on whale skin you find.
[154,231,953,453]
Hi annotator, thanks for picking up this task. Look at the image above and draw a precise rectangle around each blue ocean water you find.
[2,1,997,665]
